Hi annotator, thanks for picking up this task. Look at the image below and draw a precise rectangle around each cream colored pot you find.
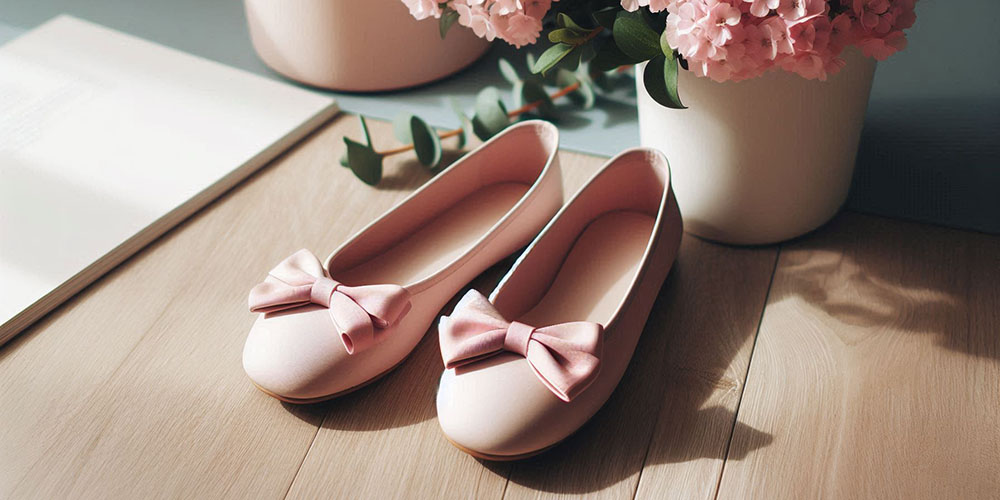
[245,0,492,92]
[637,50,877,245]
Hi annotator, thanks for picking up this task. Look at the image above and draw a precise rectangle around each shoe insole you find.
[517,211,654,328]
[337,182,530,287]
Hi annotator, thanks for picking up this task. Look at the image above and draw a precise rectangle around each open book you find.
[0,16,339,346]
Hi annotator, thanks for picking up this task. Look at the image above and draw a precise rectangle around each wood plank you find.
[500,238,776,500]
[717,213,1000,499]
[285,149,610,500]
[0,115,438,498]
[631,241,777,500]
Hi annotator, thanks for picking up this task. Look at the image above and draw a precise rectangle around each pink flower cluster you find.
[652,0,917,82]
[402,0,555,48]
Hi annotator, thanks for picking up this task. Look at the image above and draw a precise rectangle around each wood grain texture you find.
[717,213,1000,499]
[0,115,434,498]
[631,240,777,500]
[2,113,997,500]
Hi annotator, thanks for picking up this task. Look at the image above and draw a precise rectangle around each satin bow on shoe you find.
[439,290,602,402]
[249,249,411,354]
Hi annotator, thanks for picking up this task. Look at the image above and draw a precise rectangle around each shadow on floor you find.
[504,236,776,494]
[768,212,997,361]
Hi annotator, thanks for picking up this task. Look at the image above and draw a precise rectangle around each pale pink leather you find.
[243,121,562,401]
[248,249,411,354]
[436,148,683,458]
[439,290,602,402]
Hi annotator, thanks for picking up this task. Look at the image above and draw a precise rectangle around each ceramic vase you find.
[244,0,492,92]
[636,50,877,245]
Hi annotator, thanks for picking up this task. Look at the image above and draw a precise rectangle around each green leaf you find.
[548,27,588,45]
[343,137,383,185]
[531,43,574,76]
[409,116,442,168]
[659,28,673,56]
[339,149,349,167]
[590,37,640,72]
[439,8,460,39]
[498,58,520,85]
[613,10,661,61]
[642,55,686,109]
[449,98,474,149]
[392,112,414,143]
[516,79,556,118]
[471,87,509,140]
[556,13,584,31]
[592,7,618,30]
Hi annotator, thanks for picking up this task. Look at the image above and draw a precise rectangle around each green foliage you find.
[498,58,521,85]
[531,12,597,76]
[342,116,383,186]
[471,86,510,140]
[439,8,459,39]
[613,10,662,61]
[515,79,556,118]
[532,43,575,76]
[409,115,443,168]
[643,54,686,109]
[340,4,691,185]
[641,30,685,109]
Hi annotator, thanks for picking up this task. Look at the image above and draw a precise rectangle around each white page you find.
[0,16,338,343]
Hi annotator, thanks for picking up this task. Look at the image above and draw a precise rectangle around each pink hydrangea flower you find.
[453,2,497,40]
[776,0,826,24]
[491,0,523,16]
[853,0,893,33]
[402,0,442,20]
[497,12,543,47]
[858,29,907,59]
[403,0,916,83]
[744,0,779,17]
[703,1,743,45]
[620,0,649,12]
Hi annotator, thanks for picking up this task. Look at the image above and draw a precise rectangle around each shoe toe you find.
[242,305,350,400]
[436,353,577,458]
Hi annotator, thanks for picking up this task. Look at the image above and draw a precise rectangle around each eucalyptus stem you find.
[374,66,623,158]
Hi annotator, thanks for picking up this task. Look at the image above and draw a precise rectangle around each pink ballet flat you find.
[243,121,562,403]
[436,148,683,459]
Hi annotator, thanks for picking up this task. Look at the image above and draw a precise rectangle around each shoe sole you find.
[443,434,560,461]
[251,358,405,404]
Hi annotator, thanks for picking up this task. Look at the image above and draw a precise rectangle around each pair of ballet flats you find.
[243,120,683,460]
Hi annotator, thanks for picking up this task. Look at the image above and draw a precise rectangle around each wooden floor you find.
[2,115,997,499]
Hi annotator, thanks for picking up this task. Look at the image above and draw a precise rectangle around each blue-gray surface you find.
[2,1,996,233]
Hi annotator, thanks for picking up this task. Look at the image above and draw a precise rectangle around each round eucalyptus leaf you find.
[518,79,556,118]
[410,115,443,168]
[471,87,509,140]
[343,137,383,186]
[498,58,521,85]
